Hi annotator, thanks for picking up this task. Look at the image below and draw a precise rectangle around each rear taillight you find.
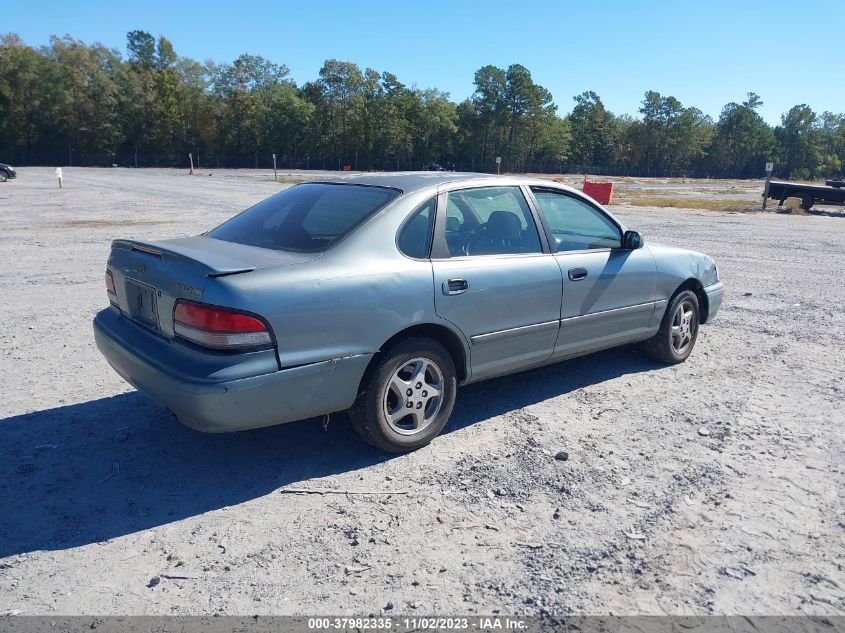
[105,270,117,299]
[173,300,273,350]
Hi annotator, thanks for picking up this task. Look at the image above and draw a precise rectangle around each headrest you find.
[486,211,522,242]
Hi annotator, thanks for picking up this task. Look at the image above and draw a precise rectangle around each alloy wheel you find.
[670,299,697,355]
[382,357,444,435]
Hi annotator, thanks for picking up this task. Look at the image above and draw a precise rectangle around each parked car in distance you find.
[93,173,724,452]
[420,162,446,171]
[0,163,17,181]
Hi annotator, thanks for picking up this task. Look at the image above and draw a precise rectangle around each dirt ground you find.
[0,168,842,617]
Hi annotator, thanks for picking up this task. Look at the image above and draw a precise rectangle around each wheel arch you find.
[673,278,709,323]
[357,323,470,396]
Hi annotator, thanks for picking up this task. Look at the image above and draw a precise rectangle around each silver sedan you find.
[93,173,724,452]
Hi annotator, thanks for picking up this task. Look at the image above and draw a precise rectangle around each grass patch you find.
[627,196,749,211]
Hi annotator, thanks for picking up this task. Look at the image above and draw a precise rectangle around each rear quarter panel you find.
[200,189,456,369]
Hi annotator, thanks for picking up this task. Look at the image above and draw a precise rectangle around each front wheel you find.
[0,172,7,183]
[350,338,457,453]
[643,290,700,364]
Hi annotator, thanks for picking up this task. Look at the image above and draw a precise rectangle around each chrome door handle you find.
[442,278,469,295]
[568,267,588,281]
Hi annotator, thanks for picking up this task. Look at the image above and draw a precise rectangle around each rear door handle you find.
[568,267,588,281]
[442,278,469,295]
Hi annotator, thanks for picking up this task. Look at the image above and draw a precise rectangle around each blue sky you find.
[7,0,843,125]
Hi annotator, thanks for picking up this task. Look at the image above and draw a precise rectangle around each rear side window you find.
[398,198,435,259]
[209,183,400,252]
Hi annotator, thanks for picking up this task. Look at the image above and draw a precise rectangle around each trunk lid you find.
[108,236,319,337]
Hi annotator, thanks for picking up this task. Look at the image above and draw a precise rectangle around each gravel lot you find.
[0,168,842,616]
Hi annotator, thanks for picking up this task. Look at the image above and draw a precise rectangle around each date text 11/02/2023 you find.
[306,617,528,630]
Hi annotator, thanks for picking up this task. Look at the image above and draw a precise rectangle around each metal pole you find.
[272,153,277,182]
[762,162,773,210]
[762,176,770,211]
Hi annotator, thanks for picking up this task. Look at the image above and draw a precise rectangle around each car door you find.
[527,187,657,359]
[431,185,562,381]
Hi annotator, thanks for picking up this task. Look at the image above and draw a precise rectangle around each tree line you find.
[1,31,843,179]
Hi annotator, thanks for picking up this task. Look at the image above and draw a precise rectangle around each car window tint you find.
[209,183,399,253]
[531,189,621,252]
[446,187,542,257]
[397,198,435,259]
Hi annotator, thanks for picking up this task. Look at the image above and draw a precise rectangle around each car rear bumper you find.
[704,281,724,322]
[93,308,371,432]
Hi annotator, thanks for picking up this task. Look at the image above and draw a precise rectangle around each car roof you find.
[309,172,589,198]
[311,171,512,194]
[298,172,628,241]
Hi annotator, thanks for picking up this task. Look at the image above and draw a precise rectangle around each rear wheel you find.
[350,338,457,453]
[643,290,700,364]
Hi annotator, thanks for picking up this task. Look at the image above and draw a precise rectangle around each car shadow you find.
[1,346,661,558]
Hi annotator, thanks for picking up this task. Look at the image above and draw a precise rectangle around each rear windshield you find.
[208,183,400,252]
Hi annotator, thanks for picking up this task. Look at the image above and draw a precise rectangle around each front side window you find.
[445,186,542,256]
[531,189,622,252]
[209,183,400,253]
[397,198,435,259]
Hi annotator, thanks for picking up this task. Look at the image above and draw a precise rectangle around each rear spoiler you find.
[111,239,255,278]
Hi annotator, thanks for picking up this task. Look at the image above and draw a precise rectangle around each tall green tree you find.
[630,90,714,172]
[706,93,775,177]
[776,105,819,179]
[568,91,619,166]
[212,53,292,165]
[460,63,568,171]
[814,111,845,177]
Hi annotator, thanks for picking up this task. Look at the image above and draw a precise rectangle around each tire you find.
[349,337,457,453]
[799,193,814,210]
[0,172,7,183]
[643,289,700,365]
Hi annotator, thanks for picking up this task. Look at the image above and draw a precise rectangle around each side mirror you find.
[622,230,643,250]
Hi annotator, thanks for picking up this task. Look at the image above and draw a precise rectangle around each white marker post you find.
[55,167,63,188]
[272,153,277,183]
[495,156,502,175]
[762,161,774,210]
[188,152,194,176]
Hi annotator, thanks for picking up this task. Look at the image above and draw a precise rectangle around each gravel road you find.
[1,168,842,616]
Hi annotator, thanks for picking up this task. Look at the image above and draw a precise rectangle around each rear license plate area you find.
[126,280,159,330]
